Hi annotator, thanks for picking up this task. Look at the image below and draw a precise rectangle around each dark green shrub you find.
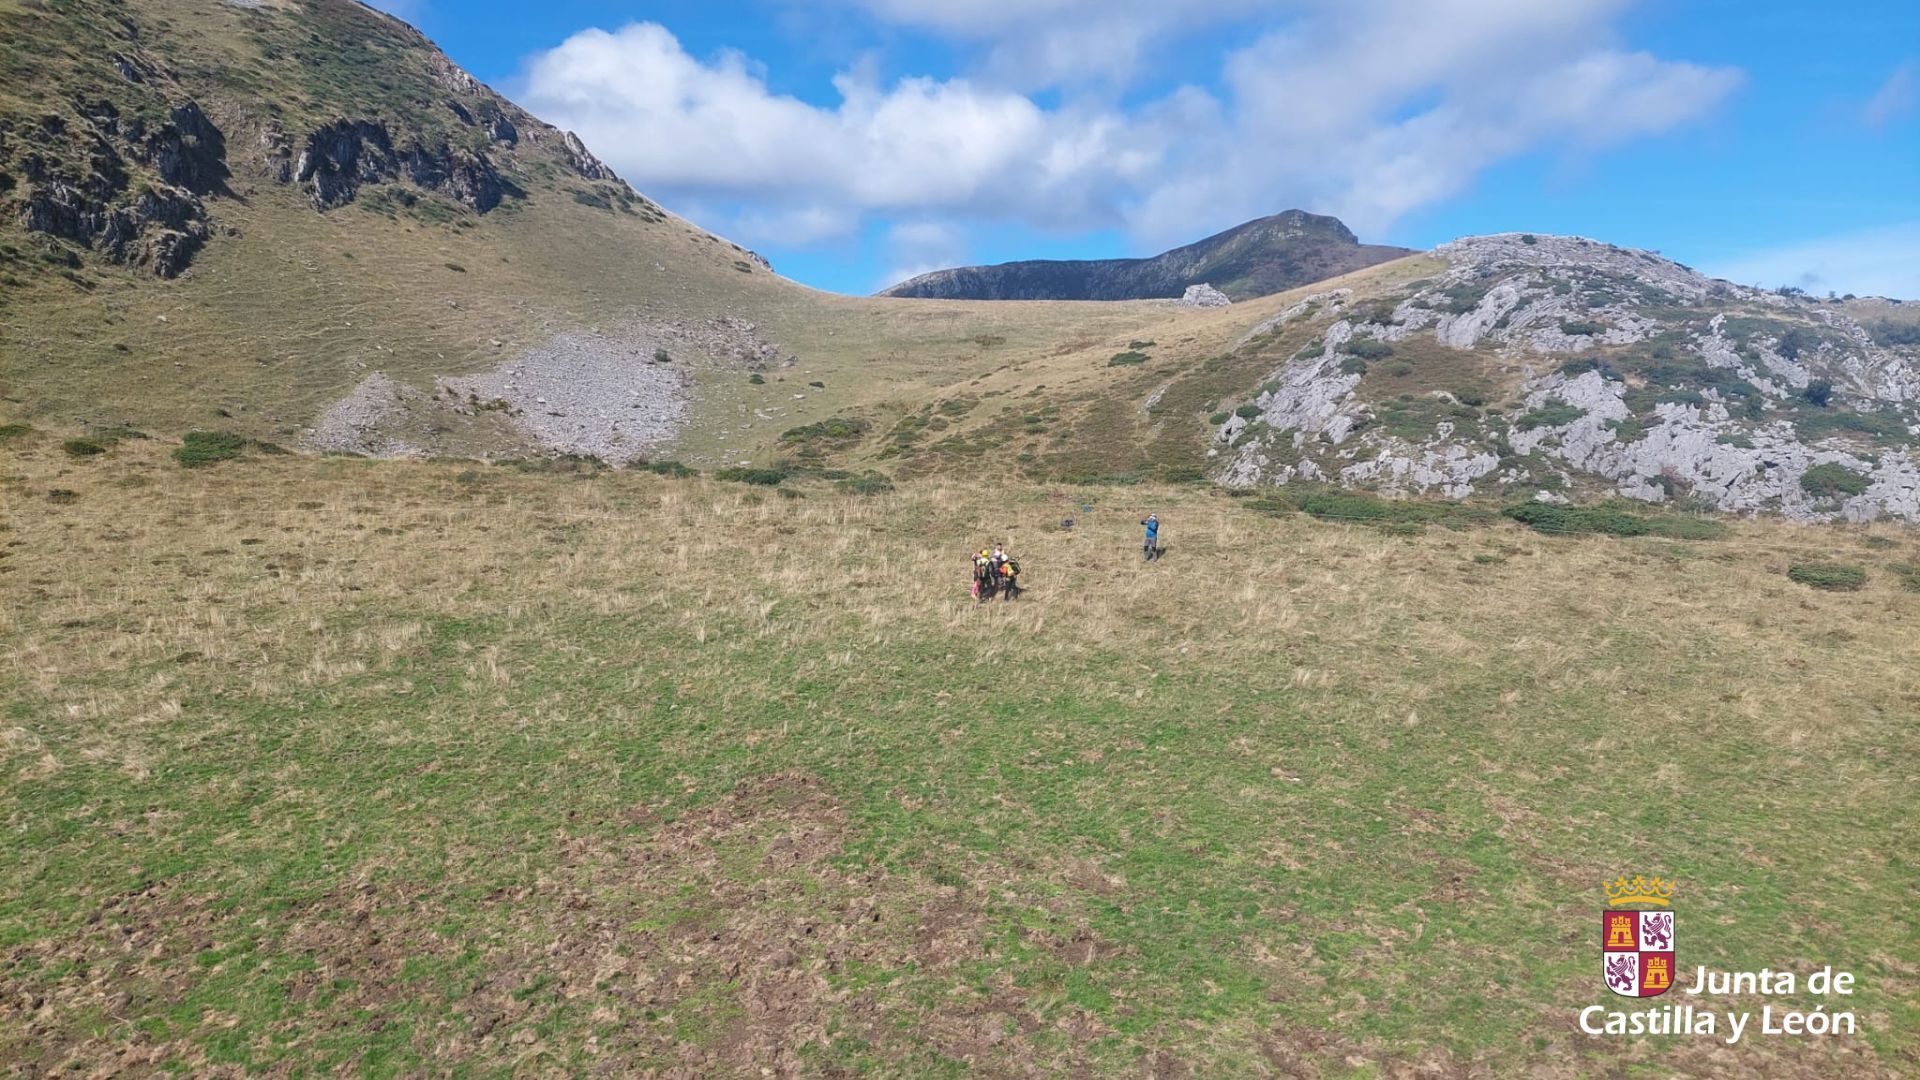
[639,460,694,478]
[0,423,34,441]
[714,466,788,486]
[1521,234,1538,245]
[1801,379,1833,407]
[1340,356,1369,375]
[1107,350,1149,367]
[748,372,766,384]
[1561,321,1604,336]
[1799,462,1870,499]
[1439,285,1487,314]
[1208,411,1230,425]
[1515,399,1588,430]
[1559,357,1622,381]
[1605,418,1649,443]
[780,417,869,444]
[1234,403,1263,419]
[1791,408,1906,443]
[654,348,673,363]
[1128,339,1156,349]
[62,437,107,457]
[837,472,895,495]
[1341,339,1394,360]
[173,431,250,468]
[1787,562,1866,591]
[1500,502,1726,540]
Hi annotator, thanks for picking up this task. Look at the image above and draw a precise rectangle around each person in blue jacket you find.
[1141,513,1160,561]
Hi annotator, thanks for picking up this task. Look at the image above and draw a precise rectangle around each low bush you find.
[1208,411,1230,425]
[173,431,250,468]
[1107,351,1150,367]
[1787,562,1866,591]
[1439,285,1487,314]
[0,422,34,441]
[1559,357,1622,381]
[1234,403,1263,419]
[1799,462,1870,499]
[1515,399,1588,430]
[1560,321,1604,337]
[503,454,608,475]
[62,437,108,457]
[1501,502,1726,540]
[1341,339,1394,360]
[637,459,694,478]
[714,466,788,486]
[1800,379,1833,407]
[780,417,869,444]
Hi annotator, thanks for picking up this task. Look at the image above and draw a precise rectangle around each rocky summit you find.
[1211,234,1920,521]
[879,210,1412,302]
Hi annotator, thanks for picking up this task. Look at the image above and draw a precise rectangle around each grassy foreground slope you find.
[3,436,1917,1075]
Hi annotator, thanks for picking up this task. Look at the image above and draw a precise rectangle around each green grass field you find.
[3,433,1916,1076]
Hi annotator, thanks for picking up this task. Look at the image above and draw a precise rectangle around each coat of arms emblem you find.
[1602,875,1676,997]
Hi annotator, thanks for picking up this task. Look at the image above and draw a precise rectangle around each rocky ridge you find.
[880,210,1411,302]
[1214,234,1920,521]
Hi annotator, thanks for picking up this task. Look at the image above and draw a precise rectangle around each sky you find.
[372,1,1919,298]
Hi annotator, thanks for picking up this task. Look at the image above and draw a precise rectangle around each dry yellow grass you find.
[1,433,1916,1075]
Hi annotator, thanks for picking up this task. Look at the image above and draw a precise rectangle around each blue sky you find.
[378,1,1917,298]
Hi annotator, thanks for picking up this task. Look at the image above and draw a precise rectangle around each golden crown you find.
[1605,875,1675,907]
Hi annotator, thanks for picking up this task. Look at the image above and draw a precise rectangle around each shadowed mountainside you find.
[878,210,1413,302]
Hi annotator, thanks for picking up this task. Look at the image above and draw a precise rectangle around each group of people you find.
[970,544,1021,601]
[966,513,1164,601]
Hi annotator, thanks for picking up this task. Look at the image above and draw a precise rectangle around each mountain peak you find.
[878,211,1410,302]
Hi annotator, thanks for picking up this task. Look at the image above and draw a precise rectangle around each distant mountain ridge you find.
[878,211,1414,302]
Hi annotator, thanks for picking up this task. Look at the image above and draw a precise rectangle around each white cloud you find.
[516,3,1740,256]
[518,22,1141,244]
[1708,222,1920,300]
[877,221,970,290]
[845,0,1275,90]
[1862,60,1916,129]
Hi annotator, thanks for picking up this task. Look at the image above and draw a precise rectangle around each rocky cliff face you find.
[3,99,226,277]
[0,0,647,280]
[880,210,1412,302]
[1213,235,1920,521]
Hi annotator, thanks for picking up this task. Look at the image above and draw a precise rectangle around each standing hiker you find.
[1141,514,1160,561]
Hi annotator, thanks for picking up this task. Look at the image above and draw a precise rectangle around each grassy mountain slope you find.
[0,0,1203,468]
[3,436,1916,1075]
[870,236,1920,521]
[879,210,1413,302]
